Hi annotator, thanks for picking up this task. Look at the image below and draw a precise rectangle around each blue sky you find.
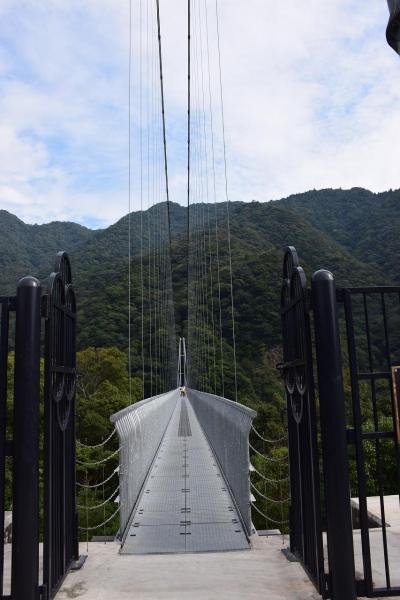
[0,1,399,228]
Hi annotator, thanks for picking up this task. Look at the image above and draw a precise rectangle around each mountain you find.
[0,187,399,405]
[0,210,94,294]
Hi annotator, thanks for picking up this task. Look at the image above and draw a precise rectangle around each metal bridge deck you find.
[121,395,250,554]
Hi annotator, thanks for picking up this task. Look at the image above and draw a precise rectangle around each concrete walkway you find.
[56,536,320,600]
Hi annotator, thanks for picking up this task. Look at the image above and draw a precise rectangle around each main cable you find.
[155,0,172,250]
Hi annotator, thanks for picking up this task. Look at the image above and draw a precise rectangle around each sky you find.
[0,0,399,228]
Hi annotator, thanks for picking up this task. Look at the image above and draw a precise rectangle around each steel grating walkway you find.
[121,394,250,554]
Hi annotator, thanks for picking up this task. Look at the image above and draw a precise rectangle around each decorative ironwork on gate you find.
[0,252,80,600]
[43,252,79,599]
[281,245,400,600]
[280,247,326,596]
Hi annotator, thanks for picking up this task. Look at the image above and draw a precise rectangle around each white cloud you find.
[0,0,398,227]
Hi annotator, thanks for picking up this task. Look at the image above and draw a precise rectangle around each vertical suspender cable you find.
[128,0,132,402]
[215,0,238,402]
[204,0,224,396]
[187,0,191,359]
[140,0,145,399]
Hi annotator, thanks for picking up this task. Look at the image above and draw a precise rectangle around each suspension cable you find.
[215,0,238,402]
[186,0,191,343]
[155,0,172,250]
[128,0,132,402]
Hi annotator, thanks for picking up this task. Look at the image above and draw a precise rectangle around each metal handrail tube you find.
[186,389,256,535]
[110,390,178,537]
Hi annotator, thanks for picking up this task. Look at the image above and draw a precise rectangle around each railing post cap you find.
[17,275,40,288]
[312,269,334,283]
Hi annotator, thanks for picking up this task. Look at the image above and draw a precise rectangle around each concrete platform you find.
[56,536,321,600]
[350,495,400,590]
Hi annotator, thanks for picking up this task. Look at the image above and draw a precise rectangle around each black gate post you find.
[11,276,42,600]
[311,270,356,600]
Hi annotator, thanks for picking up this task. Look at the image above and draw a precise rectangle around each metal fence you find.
[111,390,178,538]
[0,252,80,600]
[281,246,400,600]
[186,389,256,535]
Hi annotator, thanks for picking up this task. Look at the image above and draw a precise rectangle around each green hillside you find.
[1,187,399,389]
[2,186,399,532]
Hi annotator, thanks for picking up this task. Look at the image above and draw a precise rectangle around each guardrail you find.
[187,389,256,534]
[110,390,178,538]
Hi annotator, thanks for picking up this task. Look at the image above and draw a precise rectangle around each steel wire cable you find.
[251,501,289,525]
[78,506,120,532]
[197,0,216,392]
[77,428,116,449]
[186,0,191,342]
[215,0,238,402]
[77,486,120,511]
[76,469,118,489]
[250,463,290,484]
[203,0,224,396]
[249,442,289,462]
[128,0,132,402]
[251,424,288,444]
[146,0,153,398]
[76,447,121,467]
[139,0,145,399]
[250,482,290,504]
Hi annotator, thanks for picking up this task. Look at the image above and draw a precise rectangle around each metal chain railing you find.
[78,506,120,532]
[77,486,120,510]
[76,429,121,549]
[251,424,288,444]
[249,442,288,462]
[76,447,120,467]
[251,499,289,525]
[249,420,290,534]
[76,468,119,489]
[77,428,117,449]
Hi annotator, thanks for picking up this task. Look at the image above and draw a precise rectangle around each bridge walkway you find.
[121,394,249,554]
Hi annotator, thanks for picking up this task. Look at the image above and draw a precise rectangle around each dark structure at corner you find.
[0,252,83,600]
[387,0,400,54]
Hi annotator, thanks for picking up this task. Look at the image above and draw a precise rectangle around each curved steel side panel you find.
[110,390,178,537]
[186,389,256,535]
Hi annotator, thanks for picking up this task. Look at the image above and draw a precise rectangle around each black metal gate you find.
[43,252,79,599]
[281,246,400,600]
[0,252,79,600]
[340,286,400,598]
[280,247,326,595]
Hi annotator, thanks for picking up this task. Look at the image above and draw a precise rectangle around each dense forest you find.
[2,186,400,535]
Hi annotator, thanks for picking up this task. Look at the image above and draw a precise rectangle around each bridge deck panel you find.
[121,394,249,554]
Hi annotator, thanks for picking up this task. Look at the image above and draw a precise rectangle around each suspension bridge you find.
[1,2,400,600]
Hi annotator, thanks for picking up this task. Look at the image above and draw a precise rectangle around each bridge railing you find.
[186,389,256,535]
[110,390,178,538]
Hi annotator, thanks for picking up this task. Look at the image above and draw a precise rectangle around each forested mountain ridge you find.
[0,209,94,294]
[0,186,399,388]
